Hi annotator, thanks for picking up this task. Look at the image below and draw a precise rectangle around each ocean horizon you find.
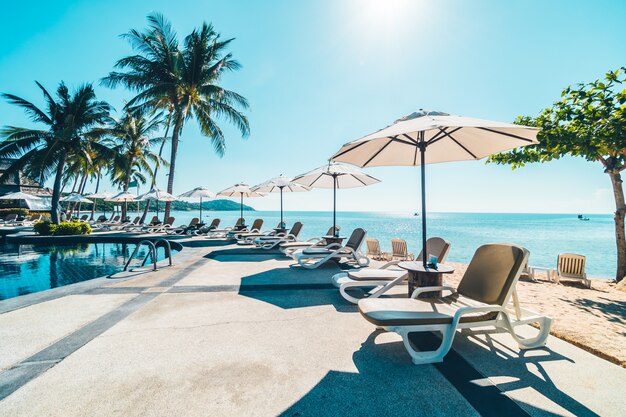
[112,209,616,280]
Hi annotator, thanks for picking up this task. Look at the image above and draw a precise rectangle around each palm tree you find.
[102,13,250,218]
[0,82,112,223]
[102,110,166,218]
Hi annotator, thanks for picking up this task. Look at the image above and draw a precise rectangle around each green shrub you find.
[33,220,91,236]
[0,208,29,218]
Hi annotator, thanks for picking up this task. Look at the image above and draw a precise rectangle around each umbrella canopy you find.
[331,109,539,266]
[0,191,41,200]
[139,189,177,202]
[60,193,93,203]
[178,187,216,222]
[86,191,115,199]
[106,191,138,202]
[292,162,380,235]
[252,175,310,227]
[217,183,265,221]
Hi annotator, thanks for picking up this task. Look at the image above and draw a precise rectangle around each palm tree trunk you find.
[122,178,130,220]
[609,171,626,282]
[90,172,100,221]
[51,157,66,224]
[164,113,183,219]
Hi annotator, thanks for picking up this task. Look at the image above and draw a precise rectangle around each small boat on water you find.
[413,212,419,216]
[578,214,590,221]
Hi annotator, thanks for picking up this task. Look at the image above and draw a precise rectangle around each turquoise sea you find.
[156,210,617,280]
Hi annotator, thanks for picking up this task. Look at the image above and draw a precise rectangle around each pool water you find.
[0,243,172,300]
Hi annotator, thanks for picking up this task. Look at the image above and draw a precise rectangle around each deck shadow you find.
[278,331,531,417]
[238,265,355,311]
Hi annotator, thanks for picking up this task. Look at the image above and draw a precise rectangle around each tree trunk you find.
[51,157,66,224]
[609,172,626,282]
[90,173,100,221]
[122,178,130,220]
[164,113,183,219]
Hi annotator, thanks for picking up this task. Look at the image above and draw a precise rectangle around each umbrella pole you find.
[420,138,428,268]
[333,175,337,237]
[240,193,243,222]
[156,200,159,221]
[280,187,284,228]
[199,196,203,222]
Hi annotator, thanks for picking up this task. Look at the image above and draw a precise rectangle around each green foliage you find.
[488,67,626,172]
[170,199,254,212]
[0,208,29,217]
[33,220,92,236]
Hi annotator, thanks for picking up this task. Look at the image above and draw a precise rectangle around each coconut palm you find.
[0,82,112,223]
[102,110,166,218]
[102,13,250,218]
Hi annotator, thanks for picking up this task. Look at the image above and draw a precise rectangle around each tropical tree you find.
[102,13,250,218]
[101,110,166,219]
[0,82,112,223]
[488,68,626,282]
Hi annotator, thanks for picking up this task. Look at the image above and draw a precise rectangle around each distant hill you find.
[171,199,255,212]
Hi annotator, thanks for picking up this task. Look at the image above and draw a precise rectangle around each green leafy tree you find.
[0,82,112,223]
[102,13,250,218]
[489,68,626,282]
[99,110,166,218]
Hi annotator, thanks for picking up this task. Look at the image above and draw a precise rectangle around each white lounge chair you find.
[254,222,303,250]
[390,238,414,261]
[333,237,451,304]
[293,228,369,269]
[237,221,282,245]
[143,216,175,233]
[167,217,201,235]
[232,218,264,239]
[556,253,591,288]
[207,218,244,238]
[358,243,552,365]
[279,226,340,256]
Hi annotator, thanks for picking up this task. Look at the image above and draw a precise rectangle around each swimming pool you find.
[0,242,174,300]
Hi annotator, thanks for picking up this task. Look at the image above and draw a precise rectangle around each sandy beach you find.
[443,262,626,367]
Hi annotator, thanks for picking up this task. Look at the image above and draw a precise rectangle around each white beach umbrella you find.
[292,162,380,235]
[217,183,265,221]
[178,187,216,222]
[85,191,115,219]
[138,189,177,220]
[331,109,539,266]
[252,175,310,227]
[60,193,93,203]
[0,191,41,200]
[107,191,138,219]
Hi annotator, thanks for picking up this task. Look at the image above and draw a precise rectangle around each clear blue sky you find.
[1,0,624,213]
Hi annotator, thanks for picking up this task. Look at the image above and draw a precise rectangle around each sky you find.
[1,0,625,214]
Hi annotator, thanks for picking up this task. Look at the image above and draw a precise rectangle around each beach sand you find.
[444,262,626,367]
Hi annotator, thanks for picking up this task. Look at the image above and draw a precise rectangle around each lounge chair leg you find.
[393,326,455,365]
[498,313,552,349]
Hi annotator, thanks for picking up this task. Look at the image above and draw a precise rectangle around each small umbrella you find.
[252,175,310,228]
[331,109,539,266]
[217,183,265,222]
[292,162,380,236]
[60,193,93,219]
[60,193,93,203]
[0,191,41,201]
[178,187,216,222]
[85,191,114,219]
[139,189,177,220]
[107,191,138,220]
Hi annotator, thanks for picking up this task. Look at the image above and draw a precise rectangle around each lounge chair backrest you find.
[112,215,120,222]
[189,217,200,227]
[235,218,244,227]
[208,218,220,229]
[457,244,528,306]
[366,238,381,257]
[346,228,367,251]
[149,216,159,225]
[391,239,412,260]
[97,215,106,222]
[326,226,340,236]
[250,218,263,230]
[289,222,303,238]
[416,237,451,263]
[4,213,17,221]
[130,216,140,225]
[164,217,175,226]
[80,215,88,221]
[557,253,586,277]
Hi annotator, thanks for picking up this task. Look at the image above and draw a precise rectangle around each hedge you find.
[33,221,92,236]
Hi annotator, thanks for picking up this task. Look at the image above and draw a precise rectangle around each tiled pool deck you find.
[0,238,624,416]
